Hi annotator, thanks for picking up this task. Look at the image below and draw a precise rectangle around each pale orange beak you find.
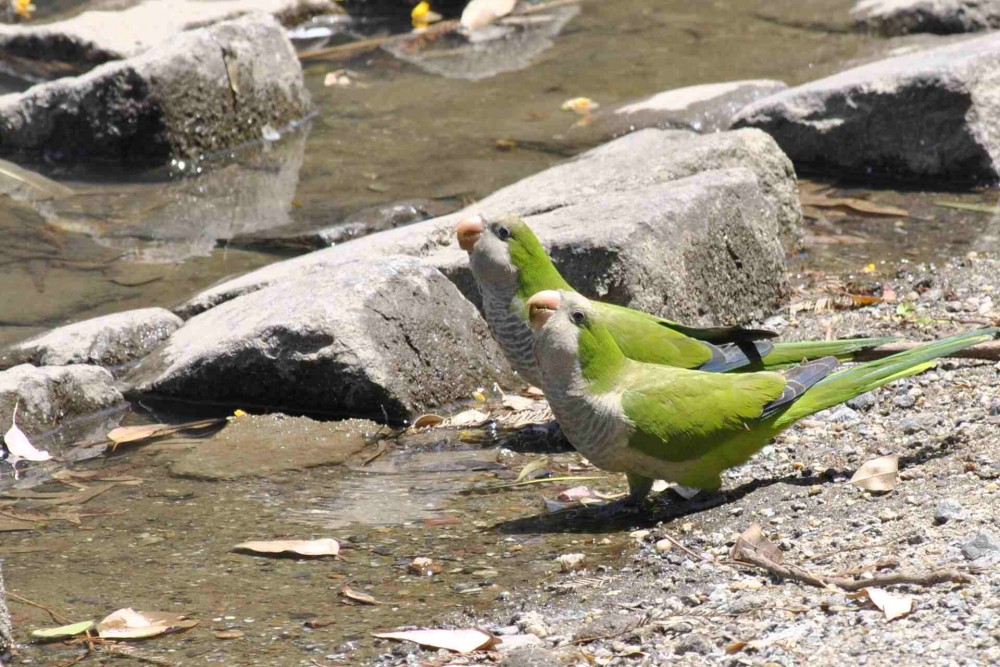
[527,290,562,332]
[455,216,485,252]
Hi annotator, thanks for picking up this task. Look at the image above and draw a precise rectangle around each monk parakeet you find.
[456,215,895,387]
[527,289,997,508]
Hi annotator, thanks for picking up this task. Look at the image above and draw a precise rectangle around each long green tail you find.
[761,336,899,369]
[774,328,998,428]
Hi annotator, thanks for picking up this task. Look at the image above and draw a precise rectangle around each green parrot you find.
[526,288,998,509]
[456,215,895,388]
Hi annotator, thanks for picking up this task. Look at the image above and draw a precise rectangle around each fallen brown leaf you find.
[372,628,496,653]
[730,523,783,564]
[849,455,899,492]
[340,584,380,605]
[234,538,340,558]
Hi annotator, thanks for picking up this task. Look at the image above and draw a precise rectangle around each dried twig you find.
[8,591,73,624]
[854,339,1000,362]
[730,549,970,591]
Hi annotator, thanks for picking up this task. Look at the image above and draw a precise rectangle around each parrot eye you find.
[570,310,586,326]
[495,225,512,241]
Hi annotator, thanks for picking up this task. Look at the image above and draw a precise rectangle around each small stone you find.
[900,417,922,434]
[557,553,585,572]
[847,391,878,411]
[675,633,713,655]
[826,405,860,423]
[514,611,550,639]
[933,499,964,524]
[961,532,999,561]
[629,530,651,542]
[408,557,442,576]
[879,510,898,523]
[655,539,673,553]
[808,485,823,496]
[893,394,917,409]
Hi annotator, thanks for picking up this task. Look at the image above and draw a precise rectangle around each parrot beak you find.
[528,290,562,332]
[456,216,485,252]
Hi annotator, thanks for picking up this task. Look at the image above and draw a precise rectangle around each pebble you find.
[893,394,917,409]
[826,405,860,424]
[655,539,673,554]
[847,391,878,411]
[557,553,586,572]
[900,417,922,434]
[674,633,713,655]
[961,532,999,561]
[933,499,964,524]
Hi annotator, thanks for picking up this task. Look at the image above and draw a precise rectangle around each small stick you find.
[853,339,1000,362]
[8,591,73,624]
[731,549,970,591]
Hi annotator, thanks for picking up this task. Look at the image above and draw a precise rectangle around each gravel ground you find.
[375,254,999,666]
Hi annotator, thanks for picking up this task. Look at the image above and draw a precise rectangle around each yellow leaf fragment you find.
[561,97,599,114]
[97,609,197,640]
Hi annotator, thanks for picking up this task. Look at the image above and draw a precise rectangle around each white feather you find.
[461,0,518,30]
[4,402,51,465]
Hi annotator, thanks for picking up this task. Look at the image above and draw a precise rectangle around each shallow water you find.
[2,1,1000,664]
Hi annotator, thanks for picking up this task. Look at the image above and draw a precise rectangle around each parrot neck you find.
[577,324,627,393]
[511,244,571,304]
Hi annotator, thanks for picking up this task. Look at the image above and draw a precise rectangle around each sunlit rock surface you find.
[0,14,312,163]
[125,256,515,422]
[853,0,1000,35]
[0,0,337,80]
[734,32,1000,183]
[0,307,182,371]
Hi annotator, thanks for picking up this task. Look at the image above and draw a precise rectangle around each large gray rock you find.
[125,256,515,422]
[590,80,788,136]
[0,307,182,371]
[177,127,800,317]
[733,32,1000,183]
[0,0,337,80]
[0,364,124,435]
[431,168,791,324]
[0,13,312,163]
[853,0,1000,35]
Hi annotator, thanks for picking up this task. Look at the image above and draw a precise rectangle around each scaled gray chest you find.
[481,289,542,388]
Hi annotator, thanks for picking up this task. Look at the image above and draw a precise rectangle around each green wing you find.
[620,366,786,489]
[596,302,717,369]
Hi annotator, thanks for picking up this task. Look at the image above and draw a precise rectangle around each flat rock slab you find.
[853,0,1000,35]
[0,307,182,371]
[168,414,376,479]
[126,256,514,422]
[0,0,336,80]
[0,364,124,435]
[433,168,790,324]
[0,13,312,163]
[733,32,1000,183]
[177,127,800,317]
[592,79,788,136]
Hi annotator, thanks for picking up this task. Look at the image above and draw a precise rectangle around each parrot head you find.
[528,289,624,385]
[456,215,556,294]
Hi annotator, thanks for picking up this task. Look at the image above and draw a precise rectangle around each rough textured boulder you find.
[853,0,1000,35]
[0,13,312,163]
[0,308,182,371]
[0,364,124,435]
[589,80,788,137]
[125,256,515,422]
[430,168,791,323]
[0,0,336,80]
[177,127,800,317]
[733,32,1000,183]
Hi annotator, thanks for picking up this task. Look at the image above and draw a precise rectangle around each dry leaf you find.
[107,418,222,448]
[447,409,491,427]
[730,523,783,563]
[557,486,593,502]
[97,609,197,640]
[341,584,380,605]
[501,394,536,411]
[213,629,244,640]
[32,620,94,640]
[515,457,550,483]
[849,455,899,492]
[561,97,598,114]
[411,414,445,429]
[234,538,340,558]
[849,587,913,621]
[373,628,496,653]
[800,191,907,218]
